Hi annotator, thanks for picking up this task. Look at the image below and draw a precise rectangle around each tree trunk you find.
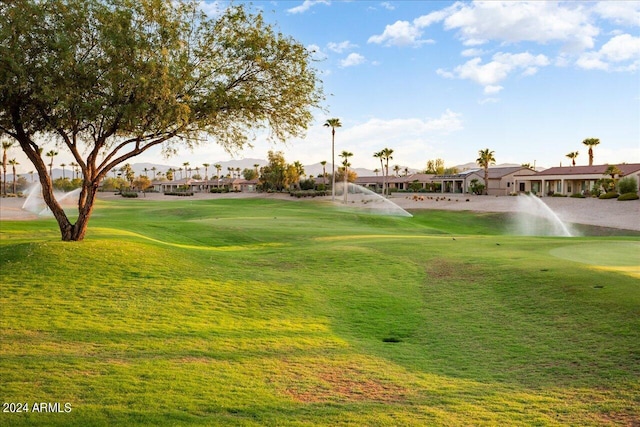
[13,131,95,241]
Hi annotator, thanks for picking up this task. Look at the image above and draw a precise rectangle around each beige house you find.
[430,166,536,195]
[514,163,640,196]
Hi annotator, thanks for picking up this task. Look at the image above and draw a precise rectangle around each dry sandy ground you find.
[1,192,638,231]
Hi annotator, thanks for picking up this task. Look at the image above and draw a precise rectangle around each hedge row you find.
[164,192,194,196]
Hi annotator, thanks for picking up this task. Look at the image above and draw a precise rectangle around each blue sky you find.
[187,0,640,171]
[10,1,640,174]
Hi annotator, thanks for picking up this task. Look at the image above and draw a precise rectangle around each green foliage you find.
[120,191,139,198]
[618,176,638,194]
[618,192,639,201]
[0,0,322,240]
[599,191,620,199]
[469,179,484,195]
[289,190,327,198]
[570,193,585,198]
[163,191,194,196]
[552,193,568,197]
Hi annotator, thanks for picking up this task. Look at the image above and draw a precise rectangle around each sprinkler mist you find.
[513,194,574,237]
[333,182,412,217]
[22,183,81,217]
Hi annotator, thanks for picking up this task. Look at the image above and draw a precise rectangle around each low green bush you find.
[618,192,639,201]
[120,192,139,198]
[618,176,638,194]
[599,191,620,199]
[552,193,568,197]
[289,190,327,198]
[570,193,585,198]
[164,191,194,196]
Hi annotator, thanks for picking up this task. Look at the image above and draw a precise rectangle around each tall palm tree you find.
[324,118,342,201]
[143,167,149,177]
[381,148,394,196]
[46,150,58,177]
[373,151,384,194]
[582,138,600,166]
[182,162,189,180]
[476,148,496,195]
[565,151,579,166]
[8,158,18,194]
[60,163,67,179]
[2,141,13,195]
[393,165,400,177]
[253,163,260,176]
[320,160,327,184]
[214,164,222,188]
[373,168,380,176]
[69,162,78,179]
[151,166,157,180]
[339,150,353,203]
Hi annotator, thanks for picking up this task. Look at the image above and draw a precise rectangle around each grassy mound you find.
[1,198,639,425]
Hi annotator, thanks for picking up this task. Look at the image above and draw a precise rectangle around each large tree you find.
[0,0,322,241]
[476,148,496,195]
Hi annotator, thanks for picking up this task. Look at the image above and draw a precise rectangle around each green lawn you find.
[1,197,639,426]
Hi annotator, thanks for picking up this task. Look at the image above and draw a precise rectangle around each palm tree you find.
[393,165,400,177]
[373,151,384,193]
[324,118,342,201]
[29,171,34,182]
[476,148,496,195]
[293,161,305,189]
[8,158,18,194]
[2,141,13,195]
[69,162,79,179]
[60,163,67,179]
[381,148,394,195]
[214,164,222,188]
[320,160,327,184]
[182,162,189,180]
[339,150,353,203]
[45,150,58,177]
[582,138,600,166]
[565,151,579,166]
[374,168,380,176]
[151,166,157,180]
[404,167,409,176]
[143,167,149,177]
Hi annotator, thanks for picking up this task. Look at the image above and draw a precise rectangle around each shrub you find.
[164,191,194,196]
[618,176,638,194]
[552,193,568,197]
[570,193,585,198]
[599,191,619,199]
[120,192,138,198]
[618,192,639,201]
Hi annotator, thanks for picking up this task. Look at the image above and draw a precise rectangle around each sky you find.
[8,0,640,173]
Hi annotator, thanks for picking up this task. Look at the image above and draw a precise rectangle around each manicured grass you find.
[1,197,639,426]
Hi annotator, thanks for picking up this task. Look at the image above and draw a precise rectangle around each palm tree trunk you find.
[331,129,335,201]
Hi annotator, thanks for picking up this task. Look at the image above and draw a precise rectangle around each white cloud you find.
[327,40,358,53]
[577,34,640,71]
[306,44,327,61]
[340,53,366,68]
[287,0,330,14]
[380,2,395,11]
[443,1,599,52]
[439,52,550,89]
[345,110,463,141]
[461,48,486,57]
[484,85,503,94]
[593,1,640,27]
[368,20,431,47]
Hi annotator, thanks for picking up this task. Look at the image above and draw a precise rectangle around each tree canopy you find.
[0,0,322,240]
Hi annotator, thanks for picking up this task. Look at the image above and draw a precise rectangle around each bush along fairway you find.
[1,198,639,426]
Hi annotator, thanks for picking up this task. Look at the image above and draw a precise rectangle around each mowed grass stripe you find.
[1,198,638,426]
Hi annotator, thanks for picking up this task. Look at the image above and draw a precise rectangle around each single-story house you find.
[514,163,640,196]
